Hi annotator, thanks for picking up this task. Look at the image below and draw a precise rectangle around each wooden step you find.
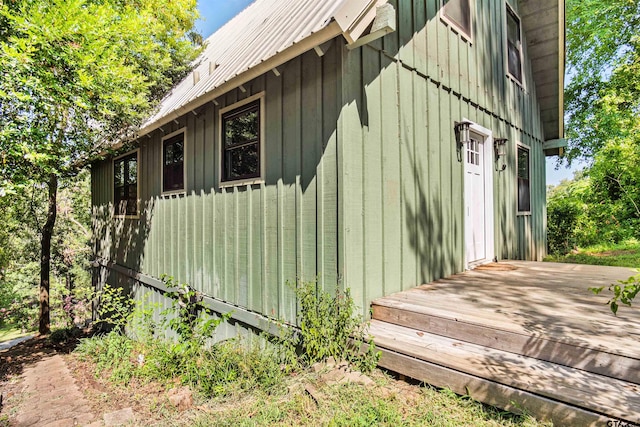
[372,297,640,384]
[368,320,640,426]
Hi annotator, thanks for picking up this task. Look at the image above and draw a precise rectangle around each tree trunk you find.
[39,173,58,335]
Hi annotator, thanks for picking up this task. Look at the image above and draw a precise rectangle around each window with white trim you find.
[506,5,523,83]
[162,130,185,193]
[517,145,530,212]
[114,151,138,216]
[221,99,261,183]
[441,0,472,40]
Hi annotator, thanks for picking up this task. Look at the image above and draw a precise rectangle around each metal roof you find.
[140,0,370,136]
[141,0,564,142]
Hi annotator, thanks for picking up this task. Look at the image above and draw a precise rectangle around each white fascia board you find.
[334,0,388,44]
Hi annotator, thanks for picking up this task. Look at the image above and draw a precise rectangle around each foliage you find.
[564,0,640,161]
[292,281,380,373]
[549,1,640,311]
[76,330,137,383]
[160,276,230,345]
[0,0,202,181]
[591,275,640,315]
[546,177,590,254]
[547,152,639,254]
[0,0,201,333]
[0,172,92,331]
[80,279,281,395]
[80,278,381,398]
[95,284,136,332]
[588,138,640,236]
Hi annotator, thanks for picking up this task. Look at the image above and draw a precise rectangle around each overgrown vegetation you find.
[76,280,379,398]
[71,281,544,426]
[293,281,380,372]
[0,0,202,334]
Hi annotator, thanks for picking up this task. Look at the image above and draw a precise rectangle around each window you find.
[162,130,185,193]
[221,98,261,183]
[441,0,472,40]
[467,138,480,166]
[517,146,530,212]
[506,5,523,83]
[114,151,138,217]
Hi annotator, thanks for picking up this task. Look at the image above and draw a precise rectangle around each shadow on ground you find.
[0,332,87,383]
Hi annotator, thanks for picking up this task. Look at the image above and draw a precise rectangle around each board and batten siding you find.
[338,0,548,312]
[92,0,551,325]
[92,46,342,325]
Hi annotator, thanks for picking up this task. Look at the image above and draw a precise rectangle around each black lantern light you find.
[494,138,508,172]
[454,121,471,162]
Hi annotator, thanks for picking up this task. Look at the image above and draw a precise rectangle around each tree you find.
[0,0,202,334]
[565,0,640,161]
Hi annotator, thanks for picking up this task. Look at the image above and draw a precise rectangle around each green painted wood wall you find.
[92,0,550,323]
[337,0,548,312]
[92,46,342,324]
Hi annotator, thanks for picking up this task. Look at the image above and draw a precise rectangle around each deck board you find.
[375,348,613,426]
[369,321,640,423]
[370,261,640,424]
[372,303,640,383]
[374,261,640,357]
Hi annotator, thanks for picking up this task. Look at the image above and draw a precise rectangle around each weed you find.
[292,281,380,372]
[95,284,135,332]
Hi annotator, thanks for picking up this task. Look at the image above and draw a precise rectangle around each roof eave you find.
[520,0,565,142]
[137,21,343,139]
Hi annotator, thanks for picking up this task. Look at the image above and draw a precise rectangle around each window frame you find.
[505,3,525,87]
[112,149,140,219]
[440,0,474,42]
[161,128,187,195]
[516,142,531,215]
[218,92,265,188]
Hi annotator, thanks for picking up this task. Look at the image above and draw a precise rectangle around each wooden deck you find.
[369,261,640,426]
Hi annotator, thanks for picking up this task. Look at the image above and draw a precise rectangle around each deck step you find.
[368,320,640,426]
[372,297,640,384]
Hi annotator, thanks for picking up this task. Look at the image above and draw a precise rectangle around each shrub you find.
[293,281,380,373]
[78,278,380,397]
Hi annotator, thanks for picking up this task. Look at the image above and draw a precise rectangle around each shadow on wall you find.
[92,198,155,293]
[92,0,547,321]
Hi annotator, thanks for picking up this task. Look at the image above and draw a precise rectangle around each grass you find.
[185,377,548,427]
[0,324,32,343]
[71,358,549,427]
[544,239,640,268]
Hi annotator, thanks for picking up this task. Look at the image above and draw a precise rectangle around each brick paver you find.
[13,354,97,427]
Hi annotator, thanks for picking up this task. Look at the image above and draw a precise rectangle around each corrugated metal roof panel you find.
[142,0,355,134]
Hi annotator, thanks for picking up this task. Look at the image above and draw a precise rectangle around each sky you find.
[546,157,582,186]
[195,0,254,38]
[196,1,577,186]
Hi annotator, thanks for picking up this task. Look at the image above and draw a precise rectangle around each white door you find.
[465,133,486,264]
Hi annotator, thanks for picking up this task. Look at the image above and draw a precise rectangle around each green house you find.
[91,0,565,336]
